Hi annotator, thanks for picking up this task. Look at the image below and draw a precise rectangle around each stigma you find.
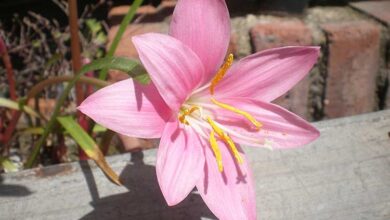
[178,106,200,125]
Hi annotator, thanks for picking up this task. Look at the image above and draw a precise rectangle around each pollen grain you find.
[210,53,234,95]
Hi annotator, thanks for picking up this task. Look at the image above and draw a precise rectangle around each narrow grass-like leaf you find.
[81,57,149,84]
[93,124,107,133]
[25,56,147,168]
[0,97,39,118]
[57,116,121,185]
[98,0,144,80]
[19,127,44,135]
[0,157,18,172]
[19,126,103,136]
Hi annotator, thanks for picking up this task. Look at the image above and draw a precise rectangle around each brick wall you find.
[107,1,390,121]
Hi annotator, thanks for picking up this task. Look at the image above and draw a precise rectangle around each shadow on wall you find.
[81,151,216,220]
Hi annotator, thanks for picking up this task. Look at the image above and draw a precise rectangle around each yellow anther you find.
[209,130,223,172]
[210,98,262,130]
[210,53,234,95]
[178,106,200,125]
[206,117,243,165]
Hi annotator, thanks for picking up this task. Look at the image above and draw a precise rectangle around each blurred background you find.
[0,0,389,171]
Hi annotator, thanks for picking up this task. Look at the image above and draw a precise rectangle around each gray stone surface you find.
[1,110,390,220]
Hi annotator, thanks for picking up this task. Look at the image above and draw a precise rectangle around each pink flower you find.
[78,0,320,219]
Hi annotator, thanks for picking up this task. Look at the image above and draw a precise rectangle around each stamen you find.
[178,106,200,125]
[210,53,234,95]
[206,117,243,164]
[209,130,223,172]
[211,98,262,130]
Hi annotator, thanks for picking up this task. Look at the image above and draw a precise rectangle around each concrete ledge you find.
[1,110,390,219]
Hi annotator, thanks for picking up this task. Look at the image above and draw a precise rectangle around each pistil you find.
[178,106,200,125]
[209,130,223,172]
[206,117,243,165]
[211,98,262,130]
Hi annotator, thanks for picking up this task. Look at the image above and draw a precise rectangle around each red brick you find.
[227,33,238,57]
[107,23,167,58]
[250,20,313,119]
[250,20,312,51]
[107,23,168,82]
[108,2,176,26]
[273,76,311,119]
[108,5,157,19]
[27,98,56,119]
[118,135,155,152]
[321,21,380,118]
[108,5,157,25]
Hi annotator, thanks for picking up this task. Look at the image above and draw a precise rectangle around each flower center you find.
[178,54,262,172]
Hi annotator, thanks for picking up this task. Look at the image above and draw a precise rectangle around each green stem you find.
[25,74,87,168]
[1,76,109,155]
[98,0,143,80]
[27,76,109,101]
[25,57,140,168]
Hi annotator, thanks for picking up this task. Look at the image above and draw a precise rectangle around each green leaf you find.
[25,56,148,168]
[98,0,144,80]
[95,32,107,45]
[19,127,44,135]
[32,39,41,48]
[0,157,18,172]
[57,116,95,153]
[93,124,107,133]
[0,97,39,118]
[57,116,121,185]
[131,64,150,84]
[81,57,150,84]
[86,19,101,35]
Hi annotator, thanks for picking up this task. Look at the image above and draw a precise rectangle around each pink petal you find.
[208,46,320,102]
[78,79,171,138]
[132,33,205,111]
[196,142,256,220]
[209,97,320,149]
[157,119,205,206]
[169,0,230,81]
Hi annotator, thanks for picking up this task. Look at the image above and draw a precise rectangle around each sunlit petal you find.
[133,33,205,111]
[206,97,320,149]
[78,79,171,138]
[157,119,205,206]
[196,142,256,220]
[170,0,231,81]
